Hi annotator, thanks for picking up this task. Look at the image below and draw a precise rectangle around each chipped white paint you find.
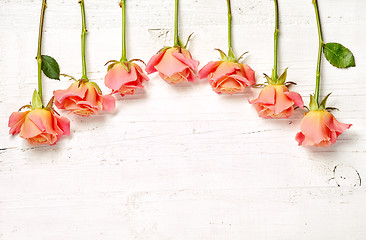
[1,0,366,239]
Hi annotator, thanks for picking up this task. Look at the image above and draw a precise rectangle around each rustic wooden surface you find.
[1,0,366,239]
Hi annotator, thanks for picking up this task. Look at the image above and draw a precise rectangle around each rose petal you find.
[199,61,221,79]
[155,48,189,77]
[172,50,199,70]
[300,111,330,144]
[249,85,276,105]
[283,91,304,108]
[54,82,88,103]
[101,94,116,112]
[9,111,29,135]
[210,62,239,82]
[241,64,256,85]
[145,49,167,74]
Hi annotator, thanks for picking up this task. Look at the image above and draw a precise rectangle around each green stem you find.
[174,0,179,46]
[120,0,127,62]
[313,0,324,104]
[80,0,88,80]
[37,0,47,105]
[227,0,235,61]
[273,0,279,83]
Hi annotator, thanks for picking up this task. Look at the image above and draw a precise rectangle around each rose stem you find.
[313,0,324,104]
[273,0,279,83]
[36,0,47,105]
[227,0,235,60]
[174,0,180,47]
[120,0,127,62]
[79,0,88,80]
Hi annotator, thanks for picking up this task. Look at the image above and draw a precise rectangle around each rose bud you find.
[53,80,115,117]
[104,61,149,96]
[9,91,70,145]
[295,110,351,147]
[249,68,303,118]
[146,47,199,84]
[249,84,304,118]
[199,60,255,94]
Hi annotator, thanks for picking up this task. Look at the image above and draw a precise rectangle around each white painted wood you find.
[1,0,366,239]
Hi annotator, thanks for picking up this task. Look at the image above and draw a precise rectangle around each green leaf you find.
[276,68,288,85]
[323,42,355,68]
[41,55,60,80]
[31,90,43,109]
[309,94,319,111]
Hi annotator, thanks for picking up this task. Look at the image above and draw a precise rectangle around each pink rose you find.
[295,110,351,147]
[8,108,70,145]
[146,47,199,84]
[199,61,255,94]
[53,81,115,117]
[249,84,304,118]
[105,62,149,96]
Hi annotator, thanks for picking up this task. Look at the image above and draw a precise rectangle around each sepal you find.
[44,96,55,110]
[309,94,319,111]
[276,68,288,85]
[31,90,43,109]
[227,47,236,62]
[60,74,78,82]
[263,73,275,85]
[319,92,332,110]
[184,33,194,48]
[214,48,228,61]
[89,81,102,94]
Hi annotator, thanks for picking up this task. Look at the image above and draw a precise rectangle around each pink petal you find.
[172,50,199,71]
[273,86,295,115]
[155,48,189,77]
[241,64,256,85]
[19,114,42,139]
[249,85,276,105]
[198,61,221,79]
[300,111,330,145]
[54,114,71,136]
[145,49,167,74]
[229,74,252,86]
[324,111,351,134]
[9,111,29,135]
[295,132,305,146]
[134,64,150,82]
[210,62,239,82]
[28,109,57,135]
[101,94,116,112]
[283,91,304,108]
[53,82,88,103]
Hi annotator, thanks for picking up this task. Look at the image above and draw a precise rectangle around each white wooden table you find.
[1,0,366,239]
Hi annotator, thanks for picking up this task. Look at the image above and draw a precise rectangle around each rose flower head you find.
[146,46,199,84]
[249,69,304,118]
[104,60,149,96]
[296,93,351,147]
[9,90,70,146]
[53,77,115,117]
[199,49,255,94]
